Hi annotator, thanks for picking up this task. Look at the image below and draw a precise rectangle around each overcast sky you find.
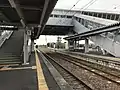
[35,0,120,45]
[55,0,120,12]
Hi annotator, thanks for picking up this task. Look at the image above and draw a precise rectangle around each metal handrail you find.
[0,31,13,47]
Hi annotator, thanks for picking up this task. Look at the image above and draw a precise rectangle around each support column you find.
[68,40,70,50]
[101,48,106,55]
[105,14,108,19]
[114,14,117,20]
[85,38,89,53]
[24,30,28,64]
[110,14,112,20]
[101,13,103,18]
[74,40,76,50]
[31,40,34,52]
[76,40,78,49]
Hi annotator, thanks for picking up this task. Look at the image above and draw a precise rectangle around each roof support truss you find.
[8,0,26,27]
[0,5,43,11]
[36,0,50,37]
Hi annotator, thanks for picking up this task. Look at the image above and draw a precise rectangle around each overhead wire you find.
[73,0,98,16]
[56,0,83,24]
[62,0,98,24]
[64,0,82,15]
[114,5,120,9]
[82,0,98,11]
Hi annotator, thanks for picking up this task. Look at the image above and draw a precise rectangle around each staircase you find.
[73,17,120,57]
[0,30,24,64]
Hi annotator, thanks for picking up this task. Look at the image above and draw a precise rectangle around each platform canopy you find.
[0,0,58,38]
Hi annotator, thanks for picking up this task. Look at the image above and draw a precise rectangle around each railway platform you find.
[0,52,37,90]
[0,49,72,90]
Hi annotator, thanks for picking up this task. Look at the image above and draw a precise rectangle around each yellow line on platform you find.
[35,50,48,90]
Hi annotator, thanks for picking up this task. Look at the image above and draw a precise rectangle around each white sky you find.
[35,35,67,45]
[35,0,120,45]
[55,0,120,12]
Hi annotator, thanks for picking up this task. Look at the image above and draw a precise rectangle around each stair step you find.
[0,57,20,60]
[0,59,20,61]
[0,55,19,57]
[0,61,22,65]
[0,30,24,65]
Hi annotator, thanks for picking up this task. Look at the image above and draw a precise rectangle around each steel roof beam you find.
[0,22,40,27]
[20,6,43,11]
[0,22,20,26]
[0,27,18,30]
[0,5,43,11]
[8,0,26,27]
[36,0,50,37]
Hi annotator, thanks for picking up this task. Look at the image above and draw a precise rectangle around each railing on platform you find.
[0,31,13,47]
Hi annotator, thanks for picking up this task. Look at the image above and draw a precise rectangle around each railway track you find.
[54,53,120,84]
[64,51,120,70]
[43,52,93,90]
[44,52,120,90]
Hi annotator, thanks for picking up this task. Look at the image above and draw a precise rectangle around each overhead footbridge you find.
[45,9,120,57]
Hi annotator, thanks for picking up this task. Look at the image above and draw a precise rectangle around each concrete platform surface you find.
[0,69,38,90]
[0,49,73,90]
[0,52,38,90]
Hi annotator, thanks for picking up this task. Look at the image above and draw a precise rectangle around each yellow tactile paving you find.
[35,50,48,90]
